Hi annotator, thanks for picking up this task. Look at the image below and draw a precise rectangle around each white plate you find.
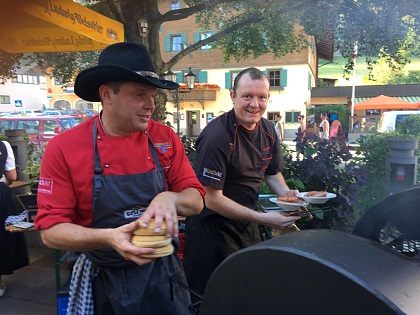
[269,197,308,211]
[297,192,337,204]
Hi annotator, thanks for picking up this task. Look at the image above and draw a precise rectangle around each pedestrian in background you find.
[274,114,284,144]
[319,111,330,140]
[329,113,343,139]
[294,115,306,158]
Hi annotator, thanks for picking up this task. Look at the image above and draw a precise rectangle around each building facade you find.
[40,1,332,138]
[0,65,47,113]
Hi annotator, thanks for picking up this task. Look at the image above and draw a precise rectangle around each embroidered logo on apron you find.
[123,206,147,220]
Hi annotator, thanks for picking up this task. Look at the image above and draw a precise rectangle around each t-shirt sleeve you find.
[4,141,15,171]
[195,123,231,190]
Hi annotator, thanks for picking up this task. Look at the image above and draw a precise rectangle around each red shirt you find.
[35,116,205,229]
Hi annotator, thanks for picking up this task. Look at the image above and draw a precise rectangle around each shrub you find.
[281,134,368,231]
[354,131,420,211]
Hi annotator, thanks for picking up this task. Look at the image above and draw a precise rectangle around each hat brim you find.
[75,65,179,102]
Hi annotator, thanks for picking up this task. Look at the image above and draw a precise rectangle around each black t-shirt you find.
[195,109,284,210]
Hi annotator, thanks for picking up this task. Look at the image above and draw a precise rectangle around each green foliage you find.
[387,70,420,84]
[26,51,100,85]
[23,143,46,190]
[0,50,22,84]
[397,114,420,135]
[282,134,367,231]
[180,135,198,170]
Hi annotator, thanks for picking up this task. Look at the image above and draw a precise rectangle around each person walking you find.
[274,114,284,144]
[183,67,310,297]
[319,111,330,140]
[294,115,306,158]
[0,140,29,297]
[35,42,205,314]
[329,113,343,139]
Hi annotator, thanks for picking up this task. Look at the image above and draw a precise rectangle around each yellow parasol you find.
[0,0,124,53]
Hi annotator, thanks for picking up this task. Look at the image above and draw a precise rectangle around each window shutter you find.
[199,71,208,83]
[176,72,183,83]
[225,72,231,89]
[165,34,170,52]
[194,32,200,43]
[281,69,288,87]
[181,33,187,48]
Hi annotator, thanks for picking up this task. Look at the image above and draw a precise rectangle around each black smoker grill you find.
[175,185,420,315]
[198,229,420,315]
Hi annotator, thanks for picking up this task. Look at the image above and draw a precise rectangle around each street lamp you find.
[165,67,196,135]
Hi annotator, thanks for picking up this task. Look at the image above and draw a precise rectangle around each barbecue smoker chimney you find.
[385,139,418,195]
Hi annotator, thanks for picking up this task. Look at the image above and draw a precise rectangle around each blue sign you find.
[15,100,23,107]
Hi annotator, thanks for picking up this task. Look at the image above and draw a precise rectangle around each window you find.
[53,77,63,86]
[44,120,59,134]
[269,70,281,87]
[230,71,239,89]
[366,109,380,116]
[285,111,301,123]
[171,35,182,51]
[12,74,39,85]
[225,71,240,90]
[171,0,180,10]
[16,120,39,134]
[267,68,287,89]
[173,112,179,124]
[0,95,11,104]
[267,112,280,123]
[200,31,212,49]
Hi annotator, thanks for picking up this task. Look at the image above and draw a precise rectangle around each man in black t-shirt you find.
[183,67,309,297]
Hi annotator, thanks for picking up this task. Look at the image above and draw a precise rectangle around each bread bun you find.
[140,244,174,259]
[131,218,174,258]
[131,236,172,248]
[132,218,167,236]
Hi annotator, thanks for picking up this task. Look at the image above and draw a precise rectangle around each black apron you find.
[85,120,190,314]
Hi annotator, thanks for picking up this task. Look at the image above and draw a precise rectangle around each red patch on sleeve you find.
[38,177,54,194]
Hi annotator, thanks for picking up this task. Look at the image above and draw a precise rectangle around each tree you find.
[2,0,420,118]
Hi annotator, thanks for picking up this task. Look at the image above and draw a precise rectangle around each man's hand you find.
[109,220,156,265]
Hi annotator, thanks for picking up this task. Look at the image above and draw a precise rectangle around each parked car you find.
[0,116,80,145]
[83,109,99,117]
[64,109,88,119]
[378,111,420,132]
[2,109,44,117]
[41,109,67,116]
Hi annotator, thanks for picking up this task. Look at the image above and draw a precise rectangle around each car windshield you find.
[58,118,78,130]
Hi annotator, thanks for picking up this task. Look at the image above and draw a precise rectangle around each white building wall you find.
[0,78,47,113]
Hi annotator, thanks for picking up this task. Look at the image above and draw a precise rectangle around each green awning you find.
[354,96,420,104]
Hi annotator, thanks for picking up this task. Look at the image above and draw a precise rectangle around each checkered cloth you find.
[4,211,27,226]
[67,253,99,315]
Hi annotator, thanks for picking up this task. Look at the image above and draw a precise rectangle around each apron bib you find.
[85,120,190,314]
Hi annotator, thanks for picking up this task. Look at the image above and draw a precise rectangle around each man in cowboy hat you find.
[35,42,205,314]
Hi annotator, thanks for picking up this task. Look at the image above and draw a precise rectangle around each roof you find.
[354,95,420,110]
[311,84,420,98]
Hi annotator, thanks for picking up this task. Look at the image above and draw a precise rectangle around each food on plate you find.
[277,196,301,203]
[305,191,328,197]
[131,218,174,258]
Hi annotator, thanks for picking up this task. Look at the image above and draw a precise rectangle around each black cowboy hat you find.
[75,42,179,101]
